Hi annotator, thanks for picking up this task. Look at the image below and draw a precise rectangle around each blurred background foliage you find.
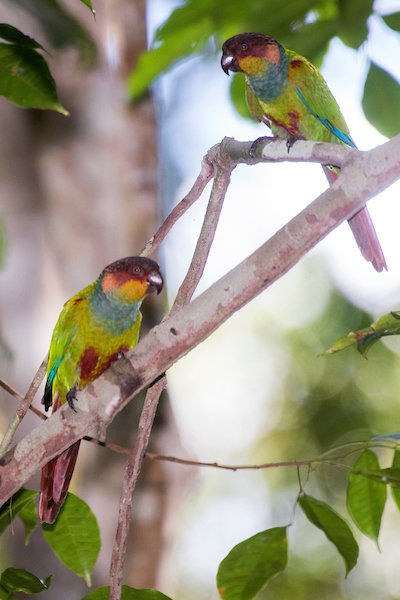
[0,0,400,599]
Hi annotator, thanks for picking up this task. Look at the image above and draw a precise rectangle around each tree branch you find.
[109,379,165,598]
[1,135,399,505]
[0,358,47,458]
[139,155,215,258]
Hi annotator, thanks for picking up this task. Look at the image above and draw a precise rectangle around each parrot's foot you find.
[66,387,78,412]
[117,349,127,360]
[249,136,277,159]
[286,135,305,152]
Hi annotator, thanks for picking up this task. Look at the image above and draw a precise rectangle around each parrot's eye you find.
[240,43,248,51]
[133,266,143,275]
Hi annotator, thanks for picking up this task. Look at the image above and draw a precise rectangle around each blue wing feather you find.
[295,87,357,148]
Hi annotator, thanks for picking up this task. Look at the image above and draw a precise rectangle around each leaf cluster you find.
[2,443,400,599]
[0,0,95,113]
[324,310,400,357]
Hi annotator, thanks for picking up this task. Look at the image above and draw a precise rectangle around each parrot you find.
[221,32,386,272]
[39,256,163,524]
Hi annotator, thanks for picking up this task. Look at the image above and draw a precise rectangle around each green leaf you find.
[382,12,400,32]
[127,19,211,101]
[13,0,97,66]
[81,586,173,600]
[79,0,95,13]
[0,585,12,600]
[323,310,400,356]
[0,568,51,594]
[350,467,400,487]
[217,527,288,599]
[229,74,252,120]
[280,19,337,65]
[18,498,38,545]
[347,450,386,543]
[0,488,38,535]
[42,493,100,586]
[0,43,67,113]
[0,24,43,50]
[362,62,400,138]
[391,450,400,510]
[338,0,373,48]
[298,493,358,575]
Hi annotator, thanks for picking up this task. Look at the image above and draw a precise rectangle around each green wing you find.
[246,82,268,124]
[294,87,356,147]
[286,50,354,145]
[43,288,90,410]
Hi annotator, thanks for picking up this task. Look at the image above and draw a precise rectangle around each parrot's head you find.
[100,256,163,303]
[221,33,282,77]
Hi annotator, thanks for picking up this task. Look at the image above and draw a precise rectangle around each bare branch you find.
[172,145,235,311]
[1,135,399,504]
[0,358,48,458]
[109,378,166,598]
[140,155,215,258]
[0,378,23,401]
[145,452,313,471]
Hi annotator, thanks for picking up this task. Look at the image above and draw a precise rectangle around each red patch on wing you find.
[102,344,129,373]
[289,59,303,69]
[288,110,300,134]
[269,111,300,138]
[80,347,99,380]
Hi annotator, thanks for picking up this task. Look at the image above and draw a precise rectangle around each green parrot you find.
[221,32,386,272]
[39,256,163,524]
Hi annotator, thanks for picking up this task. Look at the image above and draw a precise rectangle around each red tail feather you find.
[39,440,81,524]
[322,165,387,272]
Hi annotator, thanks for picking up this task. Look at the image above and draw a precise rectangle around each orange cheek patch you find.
[102,272,130,293]
[265,44,280,64]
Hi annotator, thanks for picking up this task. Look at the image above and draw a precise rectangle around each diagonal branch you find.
[1,135,399,505]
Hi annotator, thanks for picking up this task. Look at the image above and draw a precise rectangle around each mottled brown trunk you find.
[0,0,166,591]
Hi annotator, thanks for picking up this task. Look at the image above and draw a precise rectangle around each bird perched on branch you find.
[221,32,386,272]
[39,256,163,524]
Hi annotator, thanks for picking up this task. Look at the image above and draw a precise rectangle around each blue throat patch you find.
[247,47,289,103]
[90,280,141,335]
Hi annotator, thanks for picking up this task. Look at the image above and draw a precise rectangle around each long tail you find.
[39,440,81,524]
[322,165,387,272]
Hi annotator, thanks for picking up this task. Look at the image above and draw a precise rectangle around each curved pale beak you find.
[221,53,236,75]
[148,270,163,295]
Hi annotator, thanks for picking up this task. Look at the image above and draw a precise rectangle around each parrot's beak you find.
[148,270,163,295]
[221,52,236,75]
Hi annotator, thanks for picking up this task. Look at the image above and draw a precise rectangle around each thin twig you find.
[108,378,166,599]
[0,358,47,458]
[140,156,215,258]
[0,378,24,401]
[171,147,234,312]
[145,453,313,471]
